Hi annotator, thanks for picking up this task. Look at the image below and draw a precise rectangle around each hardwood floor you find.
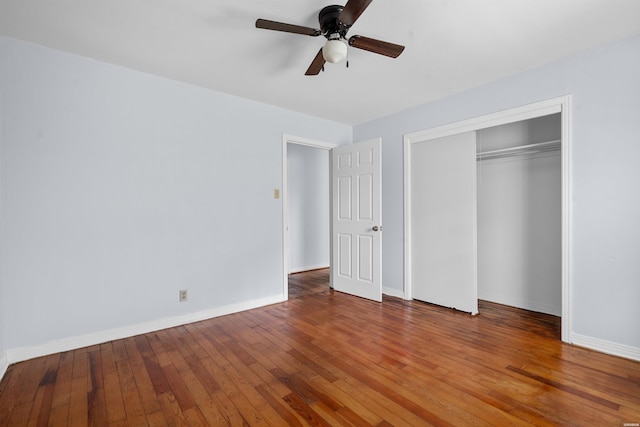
[1,268,639,426]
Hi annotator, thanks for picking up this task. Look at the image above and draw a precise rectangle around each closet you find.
[476,114,562,316]
[410,113,562,317]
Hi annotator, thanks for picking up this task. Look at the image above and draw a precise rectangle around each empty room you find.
[1,1,639,425]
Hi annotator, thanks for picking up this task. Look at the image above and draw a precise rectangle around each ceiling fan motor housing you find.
[319,5,348,39]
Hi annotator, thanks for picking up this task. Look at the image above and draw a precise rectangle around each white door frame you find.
[404,95,573,343]
[282,134,337,300]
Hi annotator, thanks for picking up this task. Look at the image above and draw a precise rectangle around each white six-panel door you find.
[332,139,382,302]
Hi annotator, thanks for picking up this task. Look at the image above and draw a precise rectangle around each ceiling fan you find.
[255,0,405,75]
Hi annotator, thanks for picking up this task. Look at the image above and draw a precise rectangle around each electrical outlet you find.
[274,189,280,199]
[179,289,187,302]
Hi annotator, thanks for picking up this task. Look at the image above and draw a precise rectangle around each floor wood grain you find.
[1,268,639,426]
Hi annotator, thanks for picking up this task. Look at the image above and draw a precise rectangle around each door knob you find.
[372,226,382,232]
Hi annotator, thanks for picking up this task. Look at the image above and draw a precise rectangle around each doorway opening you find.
[282,135,337,300]
[404,96,572,343]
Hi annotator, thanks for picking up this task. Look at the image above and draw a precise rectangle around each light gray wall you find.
[0,40,3,359]
[0,37,351,350]
[2,33,639,359]
[477,116,562,315]
[287,144,329,273]
[354,34,640,349]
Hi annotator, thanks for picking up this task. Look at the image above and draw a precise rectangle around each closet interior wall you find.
[476,114,562,316]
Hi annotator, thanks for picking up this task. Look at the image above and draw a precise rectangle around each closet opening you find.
[477,114,562,319]
[403,96,572,343]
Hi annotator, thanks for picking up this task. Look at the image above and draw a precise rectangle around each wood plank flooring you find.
[1,268,639,426]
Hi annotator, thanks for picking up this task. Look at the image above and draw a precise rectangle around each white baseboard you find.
[383,287,405,299]
[289,264,330,274]
[571,333,640,362]
[4,294,285,369]
[4,293,637,389]
[0,352,8,382]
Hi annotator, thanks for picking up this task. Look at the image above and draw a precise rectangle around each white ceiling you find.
[1,0,640,125]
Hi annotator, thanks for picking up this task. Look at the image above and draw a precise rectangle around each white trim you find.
[5,294,284,366]
[282,134,337,299]
[560,96,573,343]
[383,287,405,299]
[404,95,573,342]
[282,134,337,150]
[471,133,479,316]
[572,334,640,362]
[403,138,412,301]
[405,99,563,144]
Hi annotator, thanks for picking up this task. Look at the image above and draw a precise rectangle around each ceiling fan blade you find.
[339,0,374,27]
[255,19,321,37]
[348,35,405,58]
[305,48,326,75]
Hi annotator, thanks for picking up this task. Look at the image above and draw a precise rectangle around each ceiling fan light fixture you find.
[255,1,405,75]
[322,37,347,63]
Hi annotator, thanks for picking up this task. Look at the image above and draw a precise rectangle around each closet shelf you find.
[477,139,561,161]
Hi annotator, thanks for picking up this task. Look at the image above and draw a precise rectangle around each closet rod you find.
[477,139,561,161]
